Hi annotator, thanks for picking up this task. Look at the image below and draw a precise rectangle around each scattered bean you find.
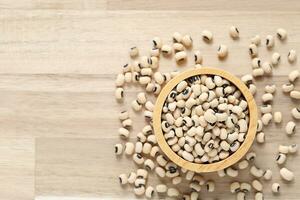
[229,26,239,39]
[272,183,280,193]
[277,28,287,40]
[285,121,296,135]
[202,30,213,43]
[280,167,294,181]
[288,49,297,63]
[217,45,228,59]
[266,35,275,49]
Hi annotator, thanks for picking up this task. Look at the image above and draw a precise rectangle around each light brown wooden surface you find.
[0,1,299,199]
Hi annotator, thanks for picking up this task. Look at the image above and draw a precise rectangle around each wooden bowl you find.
[153,67,257,173]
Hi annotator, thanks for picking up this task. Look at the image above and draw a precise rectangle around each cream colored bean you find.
[252,68,264,77]
[286,121,296,135]
[119,127,129,139]
[276,153,286,165]
[134,186,145,196]
[266,35,275,48]
[271,52,281,65]
[272,183,280,193]
[280,167,294,181]
[116,73,125,87]
[277,28,287,40]
[250,165,264,178]
[240,182,251,193]
[217,44,228,59]
[125,142,135,155]
[145,186,154,198]
[229,26,239,39]
[119,111,129,121]
[172,176,182,185]
[175,51,187,62]
[288,49,297,63]
[288,144,298,153]
[251,35,261,46]
[256,132,265,143]
[173,43,184,52]
[122,118,132,128]
[230,182,240,193]
[261,113,272,125]
[173,32,182,43]
[128,172,137,184]
[289,70,299,82]
[274,112,282,123]
[238,160,249,170]
[236,192,246,200]
[115,87,124,101]
[249,44,258,57]
[182,35,193,48]
[194,50,203,64]
[156,184,167,193]
[263,169,272,180]
[252,58,261,68]
[129,47,139,58]
[152,37,162,49]
[139,76,151,85]
[150,48,160,57]
[279,145,289,154]
[226,167,238,177]
[161,45,172,56]
[290,90,300,99]
[261,104,272,114]
[246,152,256,161]
[155,166,165,178]
[255,192,264,200]
[133,153,144,165]
[262,61,272,74]
[167,188,179,197]
[202,30,213,43]
[282,83,294,93]
[262,93,273,103]
[115,143,123,155]
[291,108,300,119]
[119,174,128,185]
[265,84,276,94]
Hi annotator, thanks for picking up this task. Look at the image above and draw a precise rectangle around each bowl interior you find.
[153,67,257,173]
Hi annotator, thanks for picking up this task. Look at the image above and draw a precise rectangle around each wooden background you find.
[0,0,299,199]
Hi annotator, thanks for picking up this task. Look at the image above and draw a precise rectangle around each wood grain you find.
[0,1,299,199]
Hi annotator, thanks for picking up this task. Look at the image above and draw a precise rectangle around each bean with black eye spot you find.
[266,35,275,48]
[202,30,213,42]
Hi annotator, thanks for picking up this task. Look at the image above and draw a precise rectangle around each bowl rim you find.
[153,67,258,173]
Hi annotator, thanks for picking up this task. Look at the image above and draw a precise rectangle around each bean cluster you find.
[161,75,249,164]
[114,26,298,200]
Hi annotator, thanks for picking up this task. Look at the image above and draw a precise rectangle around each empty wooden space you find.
[0,0,299,199]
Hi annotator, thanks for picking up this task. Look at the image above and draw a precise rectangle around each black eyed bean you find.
[282,83,294,93]
[152,37,162,49]
[266,35,275,49]
[145,186,154,198]
[249,44,258,57]
[230,181,240,193]
[271,52,281,65]
[115,87,124,101]
[229,26,239,39]
[119,173,128,185]
[272,183,280,193]
[202,30,213,43]
[277,28,287,40]
[173,32,182,43]
[182,35,193,48]
[288,49,297,63]
[263,169,272,180]
[285,121,296,135]
[115,143,123,155]
[175,51,187,62]
[217,44,228,59]
[276,153,286,165]
[251,35,261,46]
